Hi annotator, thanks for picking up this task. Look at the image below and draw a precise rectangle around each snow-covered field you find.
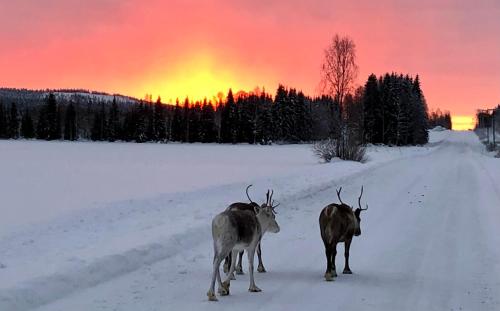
[1,130,499,311]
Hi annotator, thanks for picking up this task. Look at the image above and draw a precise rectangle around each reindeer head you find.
[336,186,368,236]
[254,189,280,233]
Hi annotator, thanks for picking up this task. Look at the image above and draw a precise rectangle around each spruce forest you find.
[0,73,451,146]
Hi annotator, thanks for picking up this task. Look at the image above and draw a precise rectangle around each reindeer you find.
[319,186,368,281]
[207,190,280,301]
[223,185,279,277]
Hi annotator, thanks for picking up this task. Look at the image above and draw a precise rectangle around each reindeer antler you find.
[358,186,368,211]
[336,187,344,204]
[269,189,279,213]
[266,190,270,206]
[246,184,255,203]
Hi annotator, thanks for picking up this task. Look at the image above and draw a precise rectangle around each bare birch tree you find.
[317,34,364,161]
[320,34,359,107]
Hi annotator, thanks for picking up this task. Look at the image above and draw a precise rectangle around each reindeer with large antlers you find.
[223,186,279,278]
[207,186,280,301]
[319,186,368,281]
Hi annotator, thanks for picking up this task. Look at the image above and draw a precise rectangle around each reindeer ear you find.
[354,208,361,217]
[254,205,261,214]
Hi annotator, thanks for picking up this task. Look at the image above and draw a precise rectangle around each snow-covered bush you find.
[312,138,337,163]
[312,138,366,163]
[338,139,366,162]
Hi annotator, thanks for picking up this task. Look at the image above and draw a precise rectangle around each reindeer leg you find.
[224,251,236,280]
[332,244,338,277]
[236,251,244,275]
[343,238,352,274]
[257,243,266,273]
[223,253,231,273]
[220,249,238,295]
[227,250,237,280]
[216,259,223,290]
[324,244,334,281]
[247,245,261,292]
[207,252,222,301]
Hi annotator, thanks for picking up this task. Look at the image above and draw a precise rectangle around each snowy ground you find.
[1,130,499,311]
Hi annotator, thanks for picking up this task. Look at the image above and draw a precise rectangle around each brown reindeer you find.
[223,185,279,278]
[319,186,368,281]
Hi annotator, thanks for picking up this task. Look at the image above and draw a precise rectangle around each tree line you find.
[428,109,452,130]
[0,74,430,145]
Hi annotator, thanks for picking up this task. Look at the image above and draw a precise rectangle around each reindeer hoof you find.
[218,287,229,296]
[257,266,266,273]
[219,281,230,296]
[236,268,244,275]
[207,291,218,301]
[229,272,236,280]
[324,272,334,281]
[343,269,352,274]
[249,285,262,292]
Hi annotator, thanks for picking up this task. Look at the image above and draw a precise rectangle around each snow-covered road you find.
[1,131,499,310]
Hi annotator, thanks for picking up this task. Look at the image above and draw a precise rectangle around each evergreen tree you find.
[272,85,288,141]
[43,93,61,140]
[236,94,255,144]
[48,93,60,140]
[121,109,136,141]
[36,105,49,140]
[107,97,120,142]
[182,98,191,143]
[283,88,298,142]
[0,102,6,138]
[296,91,312,142]
[220,89,237,143]
[55,105,62,140]
[171,100,183,142]
[91,111,103,141]
[91,103,107,141]
[344,87,364,145]
[21,109,35,139]
[64,103,77,141]
[37,93,59,140]
[255,92,273,144]
[189,101,201,142]
[380,74,399,145]
[144,102,154,141]
[200,99,217,142]
[411,75,429,144]
[153,97,167,142]
[363,74,382,144]
[134,102,147,142]
[8,102,19,139]
[394,75,410,145]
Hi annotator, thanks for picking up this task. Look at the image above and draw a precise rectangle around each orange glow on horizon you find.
[134,51,272,103]
[452,115,475,131]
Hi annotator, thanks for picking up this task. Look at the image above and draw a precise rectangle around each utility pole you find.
[491,109,497,150]
[478,108,497,150]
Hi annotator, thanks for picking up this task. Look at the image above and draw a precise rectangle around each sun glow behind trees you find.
[141,53,260,104]
[452,115,475,130]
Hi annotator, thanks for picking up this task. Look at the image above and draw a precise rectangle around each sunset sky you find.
[1,0,499,129]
